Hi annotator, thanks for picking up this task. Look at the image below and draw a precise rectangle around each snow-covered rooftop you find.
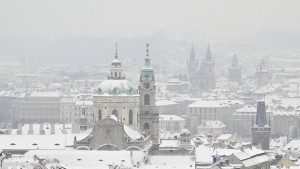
[124,124,145,141]
[195,146,214,165]
[25,150,146,169]
[146,155,194,169]
[159,115,185,121]
[188,100,231,108]
[236,105,257,113]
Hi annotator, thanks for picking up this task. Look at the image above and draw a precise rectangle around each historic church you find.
[187,44,216,92]
[74,44,159,151]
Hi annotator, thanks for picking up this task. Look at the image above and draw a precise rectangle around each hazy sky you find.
[1,0,300,39]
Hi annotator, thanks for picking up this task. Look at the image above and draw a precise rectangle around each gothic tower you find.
[229,54,241,83]
[203,44,216,90]
[251,101,271,150]
[257,58,270,89]
[187,45,199,92]
[139,43,159,144]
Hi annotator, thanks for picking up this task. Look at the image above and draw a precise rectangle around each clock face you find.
[143,82,151,89]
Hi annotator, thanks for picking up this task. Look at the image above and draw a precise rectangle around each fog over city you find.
[1,0,300,169]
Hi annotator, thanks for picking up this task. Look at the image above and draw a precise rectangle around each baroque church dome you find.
[96,79,137,95]
[96,44,138,96]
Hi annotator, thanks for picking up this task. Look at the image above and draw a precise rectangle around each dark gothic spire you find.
[205,43,212,62]
[231,54,239,67]
[190,45,196,63]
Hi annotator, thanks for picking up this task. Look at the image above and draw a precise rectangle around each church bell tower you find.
[139,43,159,144]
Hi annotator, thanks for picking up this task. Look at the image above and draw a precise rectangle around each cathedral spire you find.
[190,44,196,62]
[231,54,239,67]
[205,43,213,62]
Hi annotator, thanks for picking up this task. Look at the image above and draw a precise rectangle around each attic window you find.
[77,159,82,161]
[54,143,60,146]
[32,143,38,146]
[121,160,125,162]
[10,143,16,145]
[99,159,103,162]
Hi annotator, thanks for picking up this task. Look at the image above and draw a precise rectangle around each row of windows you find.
[190,107,217,114]
[199,114,217,120]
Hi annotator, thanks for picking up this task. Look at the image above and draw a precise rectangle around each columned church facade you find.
[74,44,159,151]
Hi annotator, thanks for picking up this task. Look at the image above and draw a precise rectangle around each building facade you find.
[10,92,61,126]
[187,44,215,92]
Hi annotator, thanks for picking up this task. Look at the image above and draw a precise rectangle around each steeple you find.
[144,43,152,69]
[190,45,196,63]
[108,43,124,79]
[205,43,213,62]
[140,43,154,81]
[231,54,239,68]
[139,43,159,145]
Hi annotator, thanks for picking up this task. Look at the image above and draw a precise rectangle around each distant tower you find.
[187,45,199,92]
[251,101,271,150]
[228,54,241,83]
[203,44,216,90]
[139,43,159,144]
[257,58,270,89]
[79,102,88,131]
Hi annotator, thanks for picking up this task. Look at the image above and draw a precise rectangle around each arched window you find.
[112,109,118,118]
[98,109,102,121]
[144,123,150,129]
[129,110,133,125]
[144,94,150,105]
